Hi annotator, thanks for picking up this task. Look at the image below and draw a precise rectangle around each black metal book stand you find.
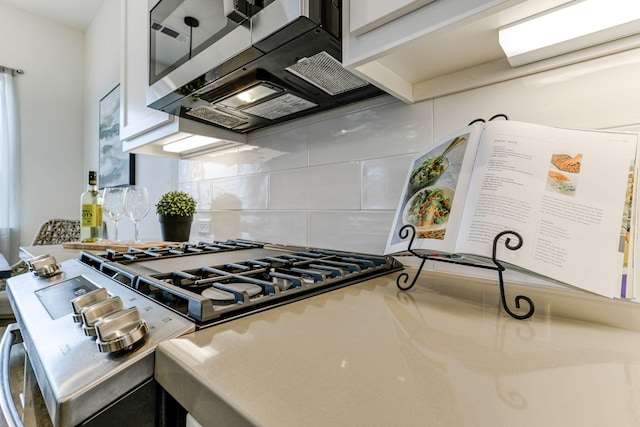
[395,225,535,320]
[394,114,535,320]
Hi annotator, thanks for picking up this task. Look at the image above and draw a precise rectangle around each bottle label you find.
[82,204,102,227]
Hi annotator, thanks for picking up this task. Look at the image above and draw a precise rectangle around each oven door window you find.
[150,0,266,85]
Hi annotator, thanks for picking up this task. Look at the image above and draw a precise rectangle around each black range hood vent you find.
[148,1,384,135]
[285,52,371,96]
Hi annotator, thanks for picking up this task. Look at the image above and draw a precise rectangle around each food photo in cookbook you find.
[399,133,470,241]
[546,152,582,196]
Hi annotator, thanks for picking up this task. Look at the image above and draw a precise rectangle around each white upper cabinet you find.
[344,0,638,104]
[119,0,245,157]
[120,0,173,145]
[349,0,437,36]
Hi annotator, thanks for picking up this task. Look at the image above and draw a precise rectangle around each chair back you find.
[31,219,81,245]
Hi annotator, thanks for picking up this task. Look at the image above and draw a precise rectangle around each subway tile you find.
[235,211,307,246]
[307,98,434,166]
[362,155,413,210]
[178,148,239,182]
[248,94,397,139]
[196,181,212,210]
[200,211,307,246]
[177,159,192,183]
[208,211,242,241]
[211,174,268,210]
[270,163,361,210]
[240,127,308,175]
[308,211,396,254]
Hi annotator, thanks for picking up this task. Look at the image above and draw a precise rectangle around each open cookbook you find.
[385,120,639,299]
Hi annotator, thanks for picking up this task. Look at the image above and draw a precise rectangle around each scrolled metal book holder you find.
[395,224,535,320]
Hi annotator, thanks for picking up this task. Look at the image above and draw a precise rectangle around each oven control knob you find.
[81,296,124,337]
[95,307,148,353]
[70,287,109,323]
[27,254,61,278]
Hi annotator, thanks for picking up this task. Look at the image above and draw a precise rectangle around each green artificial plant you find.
[155,190,197,217]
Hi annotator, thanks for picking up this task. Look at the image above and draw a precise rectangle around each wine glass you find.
[102,187,126,242]
[124,186,150,243]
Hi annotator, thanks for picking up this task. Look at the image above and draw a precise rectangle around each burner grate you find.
[133,249,402,324]
[78,240,404,327]
[95,240,264,263]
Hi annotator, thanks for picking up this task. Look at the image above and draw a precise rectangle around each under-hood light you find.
[499,0,640,67]
[219,83,280,108]
[162,135,226,153]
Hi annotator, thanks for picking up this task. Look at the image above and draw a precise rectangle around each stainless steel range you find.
[0,240,403,426]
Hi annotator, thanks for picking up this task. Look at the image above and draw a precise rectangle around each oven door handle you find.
[0,323,25,427]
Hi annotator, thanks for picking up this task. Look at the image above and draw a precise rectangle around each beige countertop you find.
[155,267,640,427]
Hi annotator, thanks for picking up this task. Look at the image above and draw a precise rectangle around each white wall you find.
[0,3,84,254]
[84,1,120,174]
[0,1,175,252]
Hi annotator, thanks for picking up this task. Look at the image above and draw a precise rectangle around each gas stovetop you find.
[78,239,404,328]
[4,240,402,426]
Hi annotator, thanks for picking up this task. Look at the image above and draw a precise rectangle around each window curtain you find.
[0,68,22,264]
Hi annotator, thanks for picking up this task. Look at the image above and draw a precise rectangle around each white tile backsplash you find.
[237,127,308,175]
[211,174,269,210]
[179,148,239,182]
[236,211,307,246]
[270,163,361,210]
[179,51,640,258]
[207,211,242,241]
[361,155,413,210]
[196,181,212,210]
[308,211,396,253]
[308,97,434,166]
[203,210,308,245]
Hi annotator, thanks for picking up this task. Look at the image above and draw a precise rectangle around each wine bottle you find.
[80,171,103,242]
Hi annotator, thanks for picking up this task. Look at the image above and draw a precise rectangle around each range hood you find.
[146,0,383,135]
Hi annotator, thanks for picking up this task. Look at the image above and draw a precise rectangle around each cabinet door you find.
[349,0,436,36]
[344,0,524,103]
[120,0,173,142]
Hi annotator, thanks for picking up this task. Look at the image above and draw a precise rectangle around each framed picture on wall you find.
[98,84,134,189]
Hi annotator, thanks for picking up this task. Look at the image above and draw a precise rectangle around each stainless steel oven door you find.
[0,323,51,427]
[1,259,196,427]
[0,324,185,427]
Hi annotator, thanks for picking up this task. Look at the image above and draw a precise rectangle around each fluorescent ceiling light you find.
[163,135,225,153]
[499,0,640,67]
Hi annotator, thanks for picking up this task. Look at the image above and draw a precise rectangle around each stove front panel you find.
[7,259,195,427]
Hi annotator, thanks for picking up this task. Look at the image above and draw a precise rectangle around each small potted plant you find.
[156,190,197,242]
